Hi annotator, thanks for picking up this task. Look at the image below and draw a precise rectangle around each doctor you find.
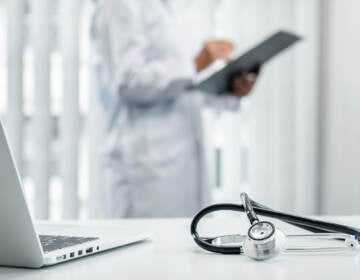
[92,0,258,218]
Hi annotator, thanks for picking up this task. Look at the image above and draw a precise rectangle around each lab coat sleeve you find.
[188,89,241,112]
[102,0,192,106]
[203,91,241,111]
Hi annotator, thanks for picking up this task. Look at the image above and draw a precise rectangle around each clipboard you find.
[191,30,302,94]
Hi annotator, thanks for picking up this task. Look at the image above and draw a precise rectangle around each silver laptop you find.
[0,120,150,268]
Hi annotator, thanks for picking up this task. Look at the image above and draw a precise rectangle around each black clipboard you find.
[191,30,302,94]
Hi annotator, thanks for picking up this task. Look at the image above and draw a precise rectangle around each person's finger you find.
[232,77,246,92]
[246,73,257,83]
[218,43,234,55]
[232,75,254,97]
[211,50,232,61]
[217,40,234,51]
[241,72,256,84]
[216,44,232,53]
[207,41,234,60]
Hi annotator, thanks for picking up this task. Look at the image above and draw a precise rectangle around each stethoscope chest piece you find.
[243,221,287,260]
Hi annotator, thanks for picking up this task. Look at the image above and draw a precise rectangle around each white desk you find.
[1,217,360,279]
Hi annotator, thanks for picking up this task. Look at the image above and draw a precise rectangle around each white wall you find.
[320,0,360,214]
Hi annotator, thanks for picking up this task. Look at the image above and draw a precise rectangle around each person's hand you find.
[194,40,234,72]
[230,71,259,98]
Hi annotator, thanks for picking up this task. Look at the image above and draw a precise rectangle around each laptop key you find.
[39,235,99,253]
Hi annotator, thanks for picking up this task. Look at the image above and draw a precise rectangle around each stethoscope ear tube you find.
[190,201,360,255]
[191,204,245,254]
[253,203,360,240]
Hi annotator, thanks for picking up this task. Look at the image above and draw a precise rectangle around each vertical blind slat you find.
[60,0,81,219]
[32,0,52,219]
[293,0,320,214]
[5,0,25,173]
[87,56,106,218]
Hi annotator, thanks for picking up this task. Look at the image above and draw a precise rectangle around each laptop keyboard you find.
[39,235,99,253]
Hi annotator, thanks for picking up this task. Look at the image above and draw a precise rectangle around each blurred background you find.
[0,0,359,220]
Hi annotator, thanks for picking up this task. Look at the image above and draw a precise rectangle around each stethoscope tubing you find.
[191,202,360,254]
[209,233,356,252]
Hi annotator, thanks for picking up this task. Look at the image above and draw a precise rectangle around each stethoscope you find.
[191,193,360,260]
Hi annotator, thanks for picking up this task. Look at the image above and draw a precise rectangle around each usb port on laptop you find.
[86,247,93,254]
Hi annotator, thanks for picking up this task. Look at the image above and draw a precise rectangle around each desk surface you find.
[1,217,360,279]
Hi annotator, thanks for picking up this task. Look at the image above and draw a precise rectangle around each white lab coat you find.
[92,0,240,218]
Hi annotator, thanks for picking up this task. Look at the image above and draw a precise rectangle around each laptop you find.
[0,120,150,268]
